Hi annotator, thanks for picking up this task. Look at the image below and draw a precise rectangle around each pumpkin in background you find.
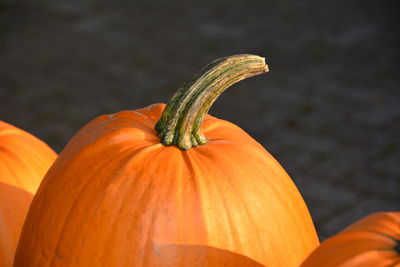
[15,55,319,267]
[301,212,400,267]
[0,121,57,267]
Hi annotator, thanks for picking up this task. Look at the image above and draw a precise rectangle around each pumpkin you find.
[15,54,319,267]
[301,212,400,267]
[0,121,57,267]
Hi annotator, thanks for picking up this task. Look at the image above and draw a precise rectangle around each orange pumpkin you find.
[0,121,57,267]
[15,55,319,266]
[301,212,400,267]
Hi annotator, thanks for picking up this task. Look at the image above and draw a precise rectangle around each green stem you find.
[155,54,269,150]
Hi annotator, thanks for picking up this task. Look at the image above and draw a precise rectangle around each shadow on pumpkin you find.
[151,244,265,266]
[0,181,34,220]
[0,182,34,266]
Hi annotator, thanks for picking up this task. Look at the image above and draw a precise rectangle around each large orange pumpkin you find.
[301,212,400,267]
[0,121,57,267]
[15,55,319,266]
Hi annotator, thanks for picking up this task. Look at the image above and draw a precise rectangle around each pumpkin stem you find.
[155,54,268,150]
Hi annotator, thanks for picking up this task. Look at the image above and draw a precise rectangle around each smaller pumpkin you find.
[0,121,57,267]
[301,212,400,267]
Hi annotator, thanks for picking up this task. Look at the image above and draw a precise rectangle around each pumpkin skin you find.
[0,121,57,267]
[301,212,400,267]
[15,104,318,267]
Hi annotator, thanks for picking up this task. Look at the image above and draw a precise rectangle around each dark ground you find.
[1,0,399,240]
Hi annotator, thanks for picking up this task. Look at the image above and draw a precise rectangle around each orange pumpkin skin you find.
[15,104,319,267]
[301,212,400,267]
[0,121,57,267]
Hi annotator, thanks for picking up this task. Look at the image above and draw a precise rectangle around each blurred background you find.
[1,0,399,240]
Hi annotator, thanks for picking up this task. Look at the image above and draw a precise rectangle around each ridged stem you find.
[155,54,269,150]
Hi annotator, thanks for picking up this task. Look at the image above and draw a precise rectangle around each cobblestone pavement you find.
[1,0,399,240]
